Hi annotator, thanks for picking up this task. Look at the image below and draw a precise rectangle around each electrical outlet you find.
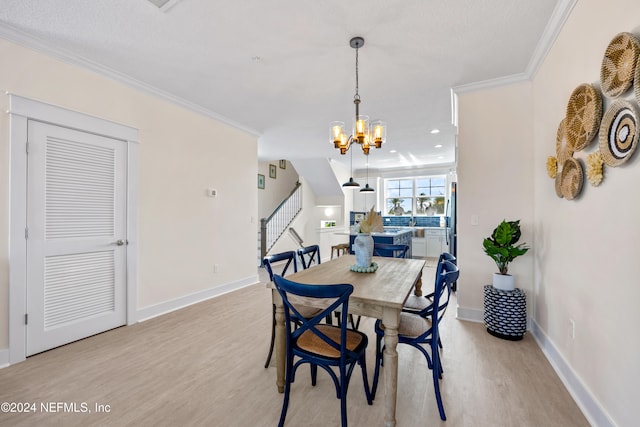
[213,264,219,273]
[569,319,575,339]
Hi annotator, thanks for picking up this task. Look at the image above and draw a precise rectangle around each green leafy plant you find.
[482,220,529,275]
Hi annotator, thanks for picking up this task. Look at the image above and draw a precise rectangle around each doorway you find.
[8,95,139,363]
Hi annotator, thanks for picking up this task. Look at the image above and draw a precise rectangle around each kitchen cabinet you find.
[411,237,427,257]
[426,228,448,258]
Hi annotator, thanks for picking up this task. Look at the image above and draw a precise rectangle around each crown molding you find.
[0,23,261,137]
[452,0,578,95]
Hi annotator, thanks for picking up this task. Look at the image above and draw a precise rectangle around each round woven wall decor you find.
[601,32,640,98]
[554,170,564,198]
[555,118,573,164]
[560,158,584,200]
[598,99,640,166]
[565,83,603,151]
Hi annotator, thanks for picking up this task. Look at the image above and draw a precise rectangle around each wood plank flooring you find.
[0,266,589,427]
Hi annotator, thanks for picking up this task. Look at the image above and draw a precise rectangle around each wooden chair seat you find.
[297,324,365,358]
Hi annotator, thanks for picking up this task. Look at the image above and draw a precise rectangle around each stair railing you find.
[260,182,302,259]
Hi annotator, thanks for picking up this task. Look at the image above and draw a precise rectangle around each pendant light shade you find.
[360,183,375,193]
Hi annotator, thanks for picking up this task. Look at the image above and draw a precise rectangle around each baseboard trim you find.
[530,320,615,427]
[455,305,484,323]
[137,275,259,322]
[0,349,9,369]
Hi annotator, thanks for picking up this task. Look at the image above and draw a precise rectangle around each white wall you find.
[458,1,640,425]
[532,1,640,425]
[456,82,535,318]
[0,37,258,351]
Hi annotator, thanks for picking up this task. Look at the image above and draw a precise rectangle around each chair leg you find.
[432,352,446,421]
[359,354,373,405]
[371,333,384,400]
[265,303,276,368]
[350,314,361,330]
[278,358,293,427]
[311,363,318,386]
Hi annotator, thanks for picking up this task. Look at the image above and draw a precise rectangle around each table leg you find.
[382,307,400,427]
[272,290,285,393]
[413,270,423,297]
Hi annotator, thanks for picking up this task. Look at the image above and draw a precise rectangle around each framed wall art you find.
[258,174,265,189]
[269,164,277,179]
[279,159,286,169]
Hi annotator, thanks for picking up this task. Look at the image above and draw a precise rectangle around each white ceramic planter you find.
[354,233,374,268]
[492,273,515,291]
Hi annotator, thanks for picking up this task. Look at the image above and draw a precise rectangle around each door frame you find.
[8,95,139,364]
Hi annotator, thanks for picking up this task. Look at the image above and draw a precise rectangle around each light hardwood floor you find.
[0,266,589,427]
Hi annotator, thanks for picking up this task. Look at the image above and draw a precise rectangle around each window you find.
[384,176,446,215]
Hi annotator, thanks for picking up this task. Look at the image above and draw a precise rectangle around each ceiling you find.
[0,0,565,173]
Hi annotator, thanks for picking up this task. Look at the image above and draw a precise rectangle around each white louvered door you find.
[26,120,127,356]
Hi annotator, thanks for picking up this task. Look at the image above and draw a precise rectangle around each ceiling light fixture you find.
[330,37,386,156]
[430,129,440,134]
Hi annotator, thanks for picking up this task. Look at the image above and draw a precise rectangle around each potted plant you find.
[483,220,529,291]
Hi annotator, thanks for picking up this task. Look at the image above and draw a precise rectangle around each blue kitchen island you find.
[349,228,412,258]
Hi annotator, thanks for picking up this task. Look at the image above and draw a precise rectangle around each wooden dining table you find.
[267,254,426,427]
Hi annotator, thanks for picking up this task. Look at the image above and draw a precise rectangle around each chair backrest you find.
[434,252,457,276]
[297,245,321,270]
[263,251,298,281]
[431,260,459,336]
[373,243,409,258]
[273,275,356,358]
[418,258,459,319]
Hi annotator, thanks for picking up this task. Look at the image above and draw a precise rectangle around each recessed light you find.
[435,144,443,148]
[430,129,440,134]
[390,149,397,153]
[438,156,444,159]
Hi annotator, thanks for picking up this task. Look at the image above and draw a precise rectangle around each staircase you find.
[260,182,302,260]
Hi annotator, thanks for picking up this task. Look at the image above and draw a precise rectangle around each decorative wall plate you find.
[598,99,640,166]
[560,158,584,200]
[555,118,573,164]
[601,32,640,98]
[565,83,603,151]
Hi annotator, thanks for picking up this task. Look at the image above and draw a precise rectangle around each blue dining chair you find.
[273,274,373,427]
[263,251,324,369]
[403,252,457,316]
[373,243,409,258]
[371,260,459,421]
[297,244,321,269]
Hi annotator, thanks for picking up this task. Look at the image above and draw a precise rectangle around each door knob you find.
[115,239,128,246]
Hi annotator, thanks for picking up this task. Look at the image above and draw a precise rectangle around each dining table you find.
[267,254,426,427]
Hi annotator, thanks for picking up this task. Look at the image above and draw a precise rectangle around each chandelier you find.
[330,37,386,156]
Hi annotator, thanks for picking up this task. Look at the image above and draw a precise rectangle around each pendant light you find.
[360,153,375,193]
[342,143,360,189]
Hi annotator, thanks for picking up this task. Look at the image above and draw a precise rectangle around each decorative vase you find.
[493,273,515,291]
[354,233,374,268]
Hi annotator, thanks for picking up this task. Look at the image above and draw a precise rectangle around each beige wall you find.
[457,81,535,314]
[0,38,258,350]
[458,0,640,425]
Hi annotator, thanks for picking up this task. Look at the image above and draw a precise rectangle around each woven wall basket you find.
[601,32,640,98]
[560,157,584,200]
[598,99,640,166]
[565,83,603,152]
[554,170,564,198]
[555,118,573,165]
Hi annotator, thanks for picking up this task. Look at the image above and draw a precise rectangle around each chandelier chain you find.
[354,46,360,101]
